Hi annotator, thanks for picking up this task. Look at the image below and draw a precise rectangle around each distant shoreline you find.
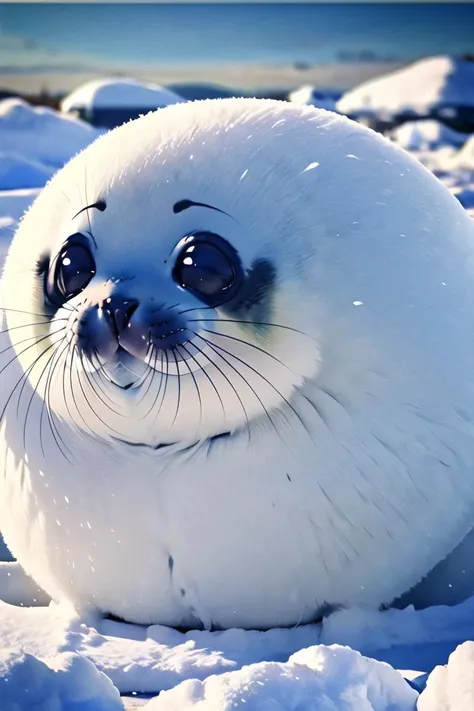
[0,61,404,96]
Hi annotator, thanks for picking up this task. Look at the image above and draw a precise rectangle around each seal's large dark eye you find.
[48,235,96,304]
[172,232,241,304]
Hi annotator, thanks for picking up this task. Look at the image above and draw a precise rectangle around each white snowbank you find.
[145,644,417,711]
[288,85,338,112]
[0,648,124,711]
[417,641,474,711]
[0,151,55,190]
[337,56,474,116]
[320,600,474,659]
[1,589,474,699]
[0,98,101,168]
[389,120,468,152]
[61,78,185,112]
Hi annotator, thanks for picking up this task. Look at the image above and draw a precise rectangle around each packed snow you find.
[0,98,101,172]
[0,152,55,190]
[0,648,124,711]
[144,645,418,711]
[0,86,474,709]
[337,55,474,117]
[388,120,467,152]
[61,78,185,113]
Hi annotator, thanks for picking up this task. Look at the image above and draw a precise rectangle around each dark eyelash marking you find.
[35,255,50,277]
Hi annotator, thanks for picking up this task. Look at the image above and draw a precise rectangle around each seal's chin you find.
[101,347,148,390]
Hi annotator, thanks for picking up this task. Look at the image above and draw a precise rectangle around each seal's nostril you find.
[102,297,139,336]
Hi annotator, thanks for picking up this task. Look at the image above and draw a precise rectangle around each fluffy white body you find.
[1,98,474,630]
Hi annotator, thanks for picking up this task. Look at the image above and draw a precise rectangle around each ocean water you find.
[1,3,474,71]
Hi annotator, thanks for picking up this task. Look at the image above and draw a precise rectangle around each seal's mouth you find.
[96,340,210,390]
[101,347,148,390]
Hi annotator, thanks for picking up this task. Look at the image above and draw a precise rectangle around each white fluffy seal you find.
[2,98,474,630]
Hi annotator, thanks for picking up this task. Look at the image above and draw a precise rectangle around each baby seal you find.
[2,98,474,630]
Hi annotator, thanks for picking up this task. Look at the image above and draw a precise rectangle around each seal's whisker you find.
[129,342,156,392]
[187,318,314,342]
[82,367,126,417]
[1,341,54,424]
[195,332,277,436]
[78,351,128,417]
[0,327,66,380]
[189,335,250,438]
[73,345,121,436]
[90,349,128,391]
[141,350,165,420]
[0,319,69,338]
[77,350,128,428]
[0,326,66,359]
[177,304,218,317]
[0,306,74,317]
[153,350,170,425]
[201,334,312,439]
[179,342,225,424]
[136,347,159,409]
[22,339,72,461]
[175,345,203,430]
[42,337,75,460]
[61,336,79,428]
[201,328,295,374]
[170,349,182,428]
[0,321,65,345]
[67,346,98,436]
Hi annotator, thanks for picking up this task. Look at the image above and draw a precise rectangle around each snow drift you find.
[337,55,474,117]
[0,98,101,169]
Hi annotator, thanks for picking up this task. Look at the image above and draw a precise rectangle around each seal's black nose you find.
[102,296,139,336]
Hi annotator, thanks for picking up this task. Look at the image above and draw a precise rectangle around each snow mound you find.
[0,98,101,169]
[417,641,474,711]
[0,152,55,190]
[450,134,474,171]
[337,56,474,116]
[389,120,468,151]
[61,78,185,112]
[145,644,418,711]
[288,85,338,112]
[0,648,124,711]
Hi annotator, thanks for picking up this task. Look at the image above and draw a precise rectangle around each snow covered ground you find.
[0,93,474,709]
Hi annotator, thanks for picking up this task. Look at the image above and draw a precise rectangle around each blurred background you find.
[1,3,474,121]
[0,1,473,259]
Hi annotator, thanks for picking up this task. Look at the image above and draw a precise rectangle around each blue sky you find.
[1,3,473,71]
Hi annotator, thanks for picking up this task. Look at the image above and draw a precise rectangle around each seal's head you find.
[3,99,331,449]
[3,97,472,454]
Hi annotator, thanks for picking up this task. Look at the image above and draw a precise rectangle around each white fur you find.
[1,98,474,629]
